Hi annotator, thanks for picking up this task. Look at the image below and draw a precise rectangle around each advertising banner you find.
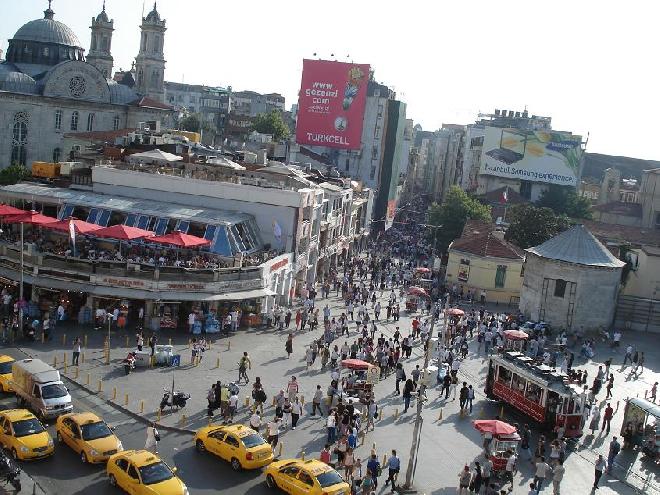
[480,127,582,186]
[295,59,370,150]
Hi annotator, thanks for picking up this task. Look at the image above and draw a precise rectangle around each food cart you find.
[503,329,528,352]
[406,286,429,312]
[620,397,659,461]
[473,419,521,472]
[340,358,379,400]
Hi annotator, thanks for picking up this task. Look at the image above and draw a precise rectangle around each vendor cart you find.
[503,329,528,352]
[620,397,660,461]
[406,286,430,312]
[473,420,521,472]
[340,358,379,400]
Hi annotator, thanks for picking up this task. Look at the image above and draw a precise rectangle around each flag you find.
[273,220,282,243]
[500,187,508,204]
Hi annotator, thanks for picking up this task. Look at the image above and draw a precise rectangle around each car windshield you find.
[139,462,174,485]
[81,421,112,441]
[241,433,266,449]
[12,418,45,437]
[316,470,344,488]
[0,361,13,374]
[41,383,68,399]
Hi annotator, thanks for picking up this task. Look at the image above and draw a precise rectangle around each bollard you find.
[180,414,187,426]
[64,362,68,374]
[394,408,399,419]
[372,442,377,451]
[499,405,504,419]
[215,356,220,369]
[74,367,79,379]
[84,334,88,348]
[156,409,161,422]
[378,408,383,421]
[228,341,231,351]
[301,450,305,461]
[208,340,212,349]
[245,397,250,407]
[97,380,102,393]
[86,373,90,385]
[168,338,172,346]
[382,454,388,466]
[41,332,45,344]
[62,333,66,346]
[82,353,85,364]
[300,395,305,405]
[278,442,283,457]
[63,353,67,366]
[124,393,129,406]
[112,387,117,400]
[53,356,57,368]
[140,401,144,414]
[272,397,277,407]
[125,336,129,347]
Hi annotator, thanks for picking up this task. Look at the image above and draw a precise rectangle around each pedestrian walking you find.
[552,459,565,495]
[291,396,303,429]
[505,449,517,488]
[384,449,400,492]
[458,465,471,494]
[602,403,614,435]
[520,424,532,459]
[327,411,337,443]
[607,437,620,474]
[312,385,323,416]
[620,345,633,370]
[605,374,614,399]
[459,382,469,412]
[651,382,658,403]
[589,407,601,435]
[282,398,292,428]
[285,333,293,358]
[267,417,281,448]
[72,337,81,366]
[287,376,299,402]
[144,422,160,453]
[249,411,261,432]
[531,456,551,494]
[402,379,414,413]
[481,458,492,490]
[238,352,251,384]
[594,454,606,489]
[467,384,475,414]
[470,461,483,493]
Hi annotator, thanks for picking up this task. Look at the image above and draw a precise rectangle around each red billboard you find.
[295,59,370,150]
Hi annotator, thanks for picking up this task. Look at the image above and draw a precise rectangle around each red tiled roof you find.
[592,201,642,218]
[133,96,173,110]
[451,230,525,260]
[462,219,495,237]
[581,220,660,247]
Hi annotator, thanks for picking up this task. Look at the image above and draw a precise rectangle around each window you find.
[55,110,62,130]
[127,465,140,480]
[11,112,28,166]
[223,435,240,448]
[52,148,61,163]
[370,166,376,180]
[115,458,129,471]
[113,115,120,131]
[345,158,350,172]
[298,472,314,486]
[71,111,79,131]
[43,47,49,57]
[554,279,567,298]
[374,125,381,139]
[87,113,95,132]
[371,146,379,160]
[655,212,660,229]
[495,265,507,288]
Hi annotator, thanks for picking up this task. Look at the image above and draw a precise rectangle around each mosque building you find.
[0,1,172,167]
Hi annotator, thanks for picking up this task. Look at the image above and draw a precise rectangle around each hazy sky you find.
[2,0,659,161]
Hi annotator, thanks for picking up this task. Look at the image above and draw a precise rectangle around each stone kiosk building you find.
[519,225,624,331]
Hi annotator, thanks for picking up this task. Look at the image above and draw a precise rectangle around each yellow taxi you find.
[107,450,189,495]
[0,409,54,460]
[55,412,123,463]
[0,355,15,392]
[264,459,350,495]
[194,423,273,470]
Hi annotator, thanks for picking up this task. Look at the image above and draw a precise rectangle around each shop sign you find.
[269,258,289,273]
[164,282,205,290]
[100,277,146,288]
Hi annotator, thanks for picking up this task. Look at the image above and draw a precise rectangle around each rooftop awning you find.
[201,288,276,301]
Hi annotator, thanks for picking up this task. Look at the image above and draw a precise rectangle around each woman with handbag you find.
[145,422,160,453]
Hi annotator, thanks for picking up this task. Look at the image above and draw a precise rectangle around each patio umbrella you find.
[340,358,371,370]
[473,420,517,436]
[43,218,103,234]
[407,286,430,298]
[0,204,25,216]
[147,231,211,248]
[503,329,529,341]
[3,210,58,225]
[415,267,431,274]
[91,224,154,240]
[445,308,465,317]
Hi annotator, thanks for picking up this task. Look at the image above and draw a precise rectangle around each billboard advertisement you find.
[295,59,370,150]
[480,127,582,186]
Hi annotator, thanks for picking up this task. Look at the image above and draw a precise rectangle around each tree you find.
[536,184,592,219]
[427,186,491,254]
[0,164,29,185]
[252,110,290,141]
[505,204,570,249]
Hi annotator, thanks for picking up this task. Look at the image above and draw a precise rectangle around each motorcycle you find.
[160,389,190,411]
[0,449,21,491]
[123,352,136,375]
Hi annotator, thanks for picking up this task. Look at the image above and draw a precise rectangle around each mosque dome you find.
[13,8,82,48]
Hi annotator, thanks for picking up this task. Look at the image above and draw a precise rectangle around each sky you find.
[2,0,660,160]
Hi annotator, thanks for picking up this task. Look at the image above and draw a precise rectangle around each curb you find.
[14,346,196,435]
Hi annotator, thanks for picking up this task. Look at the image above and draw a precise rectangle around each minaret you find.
[87,1,114,78]
[134,2,166,102]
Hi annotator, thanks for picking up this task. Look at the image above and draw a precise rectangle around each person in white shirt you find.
[532,457,552,493]
[249,411,261,432]
[188,312,196,333]
[57,304,65,322]
[267,418,281,447]
[229,392,239,420]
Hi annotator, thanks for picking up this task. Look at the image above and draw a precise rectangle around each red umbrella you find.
[407,286,430,298]
[91,224,154,240]
[504,329,529,341]
[415,267,431,274]
[43,218,103,235]
[147,231,211,248]
[3,210,57,225]
[473,420,517,436]
[0,205,25,216]
[445,308,465,317]
[340,358,372,370]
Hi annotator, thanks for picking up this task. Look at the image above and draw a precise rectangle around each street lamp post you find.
[106,317,111,365]
[18,222,24,336]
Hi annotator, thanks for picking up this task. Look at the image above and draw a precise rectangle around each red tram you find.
[485,351,586,437]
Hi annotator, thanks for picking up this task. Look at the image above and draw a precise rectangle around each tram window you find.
[497,366,512,385]
[511,373,526,394]
[525,382,543,404]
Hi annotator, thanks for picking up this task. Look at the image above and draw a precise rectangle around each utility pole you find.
[402,303,438,490]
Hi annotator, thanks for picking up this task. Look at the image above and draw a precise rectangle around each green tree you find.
[252,110,290,141]
[536,184,592,219]
[505,204,570,249]
[427,186,491,254]
[0,164,29,185]
[179,113,214,134]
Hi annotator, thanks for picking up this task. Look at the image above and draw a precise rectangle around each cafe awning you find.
[201,288,276,301]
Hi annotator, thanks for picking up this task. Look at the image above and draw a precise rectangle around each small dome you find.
[0,64,38,94]
[13,12,82,48]
[96,10,110,23]
[144,3,161,23]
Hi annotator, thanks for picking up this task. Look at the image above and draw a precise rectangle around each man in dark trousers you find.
[602,403,614,434]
